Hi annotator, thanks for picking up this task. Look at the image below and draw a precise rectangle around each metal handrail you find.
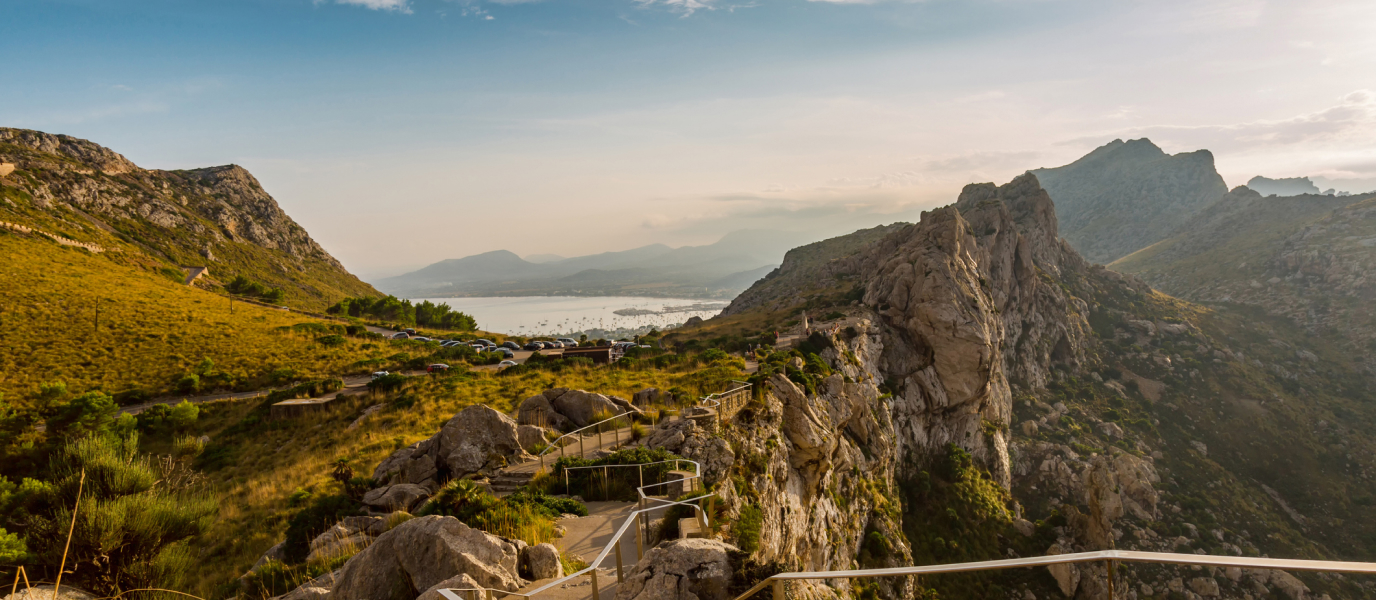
[558,458,703,500]
[436,485,715,600]
[731,549,1376,600]
[698,380,751,410]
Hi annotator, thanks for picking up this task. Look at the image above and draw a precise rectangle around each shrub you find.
[20,434,216,594]
[176,373,200,395]
[316,334,346,347]
[731,504,763,553]
[288,488,312,508]
[168,399,199,431]
[368,373,409,392]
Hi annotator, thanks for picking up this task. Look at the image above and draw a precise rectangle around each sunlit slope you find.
[0,232,379,401]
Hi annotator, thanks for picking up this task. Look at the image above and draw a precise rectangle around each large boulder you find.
[516,392,572,431]
[615,538,737,600]
[330,515,524,600]
[550,389,623,428]
[517,424,551,453]
[306,517,385,564]
[363,483,431,512]
[435,405,532,478]
[645,419,735,483]
[633,388,663,406]
[1,585,96,600]
[371,406,532,486]
[521,542,563,580]
[416,573,482,600]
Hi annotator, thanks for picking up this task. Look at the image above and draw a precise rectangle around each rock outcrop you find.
[329,515,524,600]
[614,539,737,600]
[516,388,637,431]
[372,405,532,488]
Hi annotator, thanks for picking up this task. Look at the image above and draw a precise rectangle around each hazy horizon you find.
[5,0,1375,279]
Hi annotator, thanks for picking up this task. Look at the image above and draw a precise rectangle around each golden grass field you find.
[175,358,744,597]
[0,233,396,402]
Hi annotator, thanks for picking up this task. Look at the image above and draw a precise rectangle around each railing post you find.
[615,541,624,583]
[580,434,585,458]
[561,439,566,459]
[486,589,494,600]
[1106,559,1115,600]
[591,568,600,600]
[772,579,784,600]
[566,469,570,496]
[639,464,644,489]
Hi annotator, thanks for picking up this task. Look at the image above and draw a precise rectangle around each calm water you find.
[411,296,726,336]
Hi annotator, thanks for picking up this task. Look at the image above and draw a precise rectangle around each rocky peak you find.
[0,127,139,175]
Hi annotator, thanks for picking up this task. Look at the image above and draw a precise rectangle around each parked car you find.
[427,363,450,373]
[391,332,410,340]
[370,371,390,379]
[413,336,431,342]
[475,339,495,347]
[494,348,515,359]
[440,340,462,347]
[523,341,544,351]
[471,344,488,352]
[497,360,518,368]
[545,341,563,349]
[404,328,417,335]
[501,341,521,350]
[557,338,578,346]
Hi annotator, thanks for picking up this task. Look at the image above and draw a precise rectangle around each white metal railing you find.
[438,456,713,600]
[533,410,636,472]
[732,549,1376,600]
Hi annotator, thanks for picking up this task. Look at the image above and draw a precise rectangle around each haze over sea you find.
[411,296,726,337]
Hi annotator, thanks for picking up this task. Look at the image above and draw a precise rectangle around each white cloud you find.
[333,0,413,13]
[633,0,718,16]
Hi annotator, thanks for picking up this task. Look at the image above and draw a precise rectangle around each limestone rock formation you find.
[329,515,524,600]
[644,418,734,483]
[517,388,636,431]
[415,573,482,600]
[372,405,532,488]
[614,539,737,600]
[520,542,563,580]
[362,483,431,513]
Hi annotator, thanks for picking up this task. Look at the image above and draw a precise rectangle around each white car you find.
[497,360,518,368]
[371,371,390,379]
[391,332,409,340]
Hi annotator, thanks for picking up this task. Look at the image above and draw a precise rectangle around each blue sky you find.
[5,0,1375,277]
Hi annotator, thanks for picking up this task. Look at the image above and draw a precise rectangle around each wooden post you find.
[486,589,494,600]
[615,542,624,582]
[773,579,784,600]
[591,567,600,600]
[638,464,644,489]
[565,469,570,496]
[580,434,585,458]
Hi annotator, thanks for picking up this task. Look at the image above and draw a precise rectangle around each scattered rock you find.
[634,388,664,406]
[363,483,431,513]
[1096,422,1124,439]
[1020,420,1039,436]
[0,585,97,600]
[522,542,563,580]
[373,406,532,486]
[1045,544,1080,597]
[1190,441,1208,456]
[614,538,737,600]
[1190,577,1220,597]
[416,573,482,600]
[517,424,551,453]
[1013,518,1036,537]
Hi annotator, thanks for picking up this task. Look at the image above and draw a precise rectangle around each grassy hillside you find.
[0,128,381,311]
[166,356,745,597]
[0,232,496,405]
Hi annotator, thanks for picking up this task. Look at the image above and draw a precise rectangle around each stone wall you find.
[0,220,104,253]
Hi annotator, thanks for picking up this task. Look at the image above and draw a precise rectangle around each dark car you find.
[404,328,417,335]
[495,348,515,359]
[475,339,495,347]
[524,341,544,351]
[426,363,450,373]
[501,341,521,350]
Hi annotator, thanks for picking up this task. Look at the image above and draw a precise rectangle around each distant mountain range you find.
[375,229,818,299]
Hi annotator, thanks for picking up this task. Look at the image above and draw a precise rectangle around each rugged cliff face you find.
[706,174,1376,600]
[0,128,378,309]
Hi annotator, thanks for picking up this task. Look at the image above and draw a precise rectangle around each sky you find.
[4,0,1376,279]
